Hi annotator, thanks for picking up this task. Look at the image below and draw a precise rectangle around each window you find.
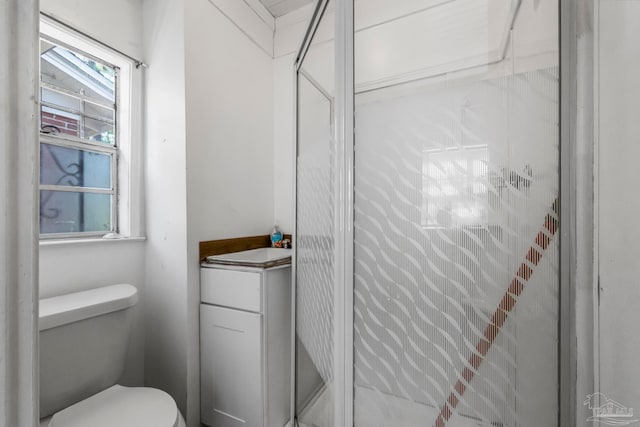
[39,17,140,239]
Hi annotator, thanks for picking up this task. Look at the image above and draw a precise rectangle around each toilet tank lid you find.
[40,284,138,331]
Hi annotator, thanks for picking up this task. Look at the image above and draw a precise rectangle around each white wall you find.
[596,0,640,414]
[142,0,189,418]
[38,0,146,388]
[184,0,275,423]
[273,53,297,232]
[142,0,277,424]
[273,5,314,233]
[40,0,143,59]
[185,0,275,246]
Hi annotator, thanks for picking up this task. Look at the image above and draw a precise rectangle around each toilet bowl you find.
[44,385,186,427]
[39,284,185,427]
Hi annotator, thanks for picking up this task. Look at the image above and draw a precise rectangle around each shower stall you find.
[293,1,568,426]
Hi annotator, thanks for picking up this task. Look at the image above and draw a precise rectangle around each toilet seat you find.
[49,385,180,427]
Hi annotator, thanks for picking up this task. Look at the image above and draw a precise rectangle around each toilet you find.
[39,284,186,427]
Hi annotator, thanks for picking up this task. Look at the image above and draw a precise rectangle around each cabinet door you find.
[201,304,263,427]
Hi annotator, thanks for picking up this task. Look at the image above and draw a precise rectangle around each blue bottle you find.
[270,225,283,247]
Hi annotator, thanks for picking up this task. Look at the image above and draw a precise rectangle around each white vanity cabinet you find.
[200,249,291,427]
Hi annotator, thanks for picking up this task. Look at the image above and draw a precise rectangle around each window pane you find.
[41,106,80,138]
[40,191,112,234]
[39,31,121,238]
[84,116,115,144]
[40,107,115,144]
[40,39,115,104]
[85,101,114,123]
[41,87,81,111]
[40,37,116,144]
[40,143,112,189]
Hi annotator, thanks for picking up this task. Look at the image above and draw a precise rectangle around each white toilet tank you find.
[39,284,138,419]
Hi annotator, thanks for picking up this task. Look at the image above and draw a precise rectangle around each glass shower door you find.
[352,1,560,426]
[295,1,336,425]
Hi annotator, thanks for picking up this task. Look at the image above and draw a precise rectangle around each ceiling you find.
[257,0,316,17]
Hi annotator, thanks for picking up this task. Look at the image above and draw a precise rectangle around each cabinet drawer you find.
[201,268,262,312]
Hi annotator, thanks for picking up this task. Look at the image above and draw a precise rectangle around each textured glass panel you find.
[40,191,112,234]
[353,1,559,426]
[295,2,336,425]
[40,143,112,189]
[296,74,335,426]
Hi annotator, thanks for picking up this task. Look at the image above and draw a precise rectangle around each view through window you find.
[39,35,118,236]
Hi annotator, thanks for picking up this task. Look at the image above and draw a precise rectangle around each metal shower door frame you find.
[292,0,352,425]
[292,0,582,425]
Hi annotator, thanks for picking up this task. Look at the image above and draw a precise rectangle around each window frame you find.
[39,16,141,240]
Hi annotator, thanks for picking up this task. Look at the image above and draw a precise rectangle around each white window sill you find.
[40,236,146,247]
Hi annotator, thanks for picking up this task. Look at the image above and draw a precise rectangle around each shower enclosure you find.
[294,1,566,426]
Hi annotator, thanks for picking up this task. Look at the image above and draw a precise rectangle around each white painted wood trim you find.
[276,2,317,30]
[243,0,276,31]
[592,0,601,401]
[0,0,40,425]
[206,0,275,57]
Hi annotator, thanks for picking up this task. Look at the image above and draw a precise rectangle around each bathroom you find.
[2,0,640,426]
